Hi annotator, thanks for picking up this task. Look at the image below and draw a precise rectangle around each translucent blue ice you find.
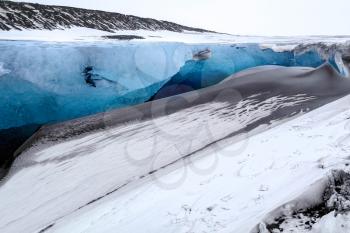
[152,44,328,99]
[0,41,189,130]
[0,41,337,130]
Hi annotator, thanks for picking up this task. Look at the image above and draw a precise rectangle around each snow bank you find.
[311,212,350,233]
[254,169,350,232]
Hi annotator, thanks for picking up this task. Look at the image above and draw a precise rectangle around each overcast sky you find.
[13,0,350,36]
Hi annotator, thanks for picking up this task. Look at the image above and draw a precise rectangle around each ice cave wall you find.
[0,41,345,132]
[0,41,190,130]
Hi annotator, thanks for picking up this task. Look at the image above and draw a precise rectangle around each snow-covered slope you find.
[62,96,350,233]
[7,87,350,233]
[1,1,350,43]
[0,1,209,33]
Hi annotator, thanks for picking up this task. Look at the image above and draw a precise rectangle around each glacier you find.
[151,45,330,100]
[1,38,350,233]
[0,41,343,131]
[2,2,350,232]
[0,41,189,130]
[1,40,349,169]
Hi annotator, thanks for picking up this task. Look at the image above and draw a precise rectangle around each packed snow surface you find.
[311,212,350,233]
[1,90,350,233]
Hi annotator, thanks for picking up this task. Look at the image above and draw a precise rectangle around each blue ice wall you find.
[0,41,336,131]
[0,41,191,130]
[164,45,294,91]
[294,50,326,67]
[151,45,327,99]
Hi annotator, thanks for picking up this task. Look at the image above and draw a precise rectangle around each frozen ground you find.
[1,90,350,232]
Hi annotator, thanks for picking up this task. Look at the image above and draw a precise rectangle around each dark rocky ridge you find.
[102,35,145,40]
[0,1,211,32]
